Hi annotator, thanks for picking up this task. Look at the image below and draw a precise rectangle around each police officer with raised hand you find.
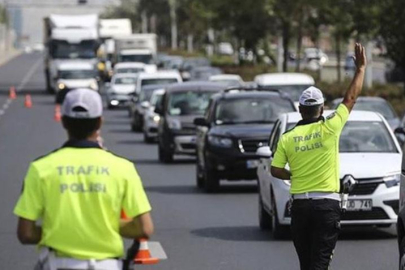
[270,43,366,270]
[14,88,153,270]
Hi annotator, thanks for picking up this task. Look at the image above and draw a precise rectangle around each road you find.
[0,53,398,270]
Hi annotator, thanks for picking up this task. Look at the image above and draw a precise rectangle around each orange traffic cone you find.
[9,86,16,99]
[121,210,129,220]
[54,105,61,122]
[24,95,32,108]
[134,239,159,265]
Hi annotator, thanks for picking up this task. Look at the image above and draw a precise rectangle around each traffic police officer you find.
[14,88,154,269]
[270,43,366,270]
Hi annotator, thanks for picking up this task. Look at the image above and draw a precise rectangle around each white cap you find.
[299,86,324,106]
[62,88,103,119]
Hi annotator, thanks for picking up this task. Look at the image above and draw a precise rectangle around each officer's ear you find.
[320,105,324,116]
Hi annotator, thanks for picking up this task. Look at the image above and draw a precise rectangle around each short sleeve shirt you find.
[14,140,151,259]
[272,104,350,194]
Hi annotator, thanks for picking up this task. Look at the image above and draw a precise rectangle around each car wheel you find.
[133,113,142,132]
[158,144,173,163]
[271,192,288,239]
[400,237,405,270]
[204,167,219,193]
[195,156,204,189]
[143,130,154,143]
[259,195,272,230]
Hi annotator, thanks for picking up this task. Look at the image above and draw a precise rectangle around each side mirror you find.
[194,117,209,127]
[141,101,150,109]
[256,146,272,158]
[394,127,405,135]
[154,105,163,115]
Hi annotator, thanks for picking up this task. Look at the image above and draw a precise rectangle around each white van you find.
[134,71,182,94]
[254,73,315,108]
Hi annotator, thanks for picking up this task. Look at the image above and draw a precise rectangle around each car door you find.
[258,119,282,208]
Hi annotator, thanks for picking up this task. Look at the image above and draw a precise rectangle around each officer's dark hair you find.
[299,100,324,119]
[62,116,101,140]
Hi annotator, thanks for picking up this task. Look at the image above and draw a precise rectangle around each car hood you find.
[168,115,200,127]
[58,79,95,88]
[209,124,274,138]
[340,153,401,179]
[111,85,135,94]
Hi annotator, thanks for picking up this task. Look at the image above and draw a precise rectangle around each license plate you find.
[346,199,372,211]
[246,160,259,169]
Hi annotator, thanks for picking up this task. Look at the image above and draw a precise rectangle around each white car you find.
[106,74,137,108]
[113,62,146,75]
[143,89,165,143]
[135,71,182,94]
[55,61,99,92]
[209,74,244,87]
[254,73,315,108]
[256,110,402,239]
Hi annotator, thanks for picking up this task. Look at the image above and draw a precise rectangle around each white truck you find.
[43,14,100,93]
[99,19,132,79]
[113,34,157,73]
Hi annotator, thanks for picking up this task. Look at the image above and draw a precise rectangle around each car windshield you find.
[114,77,136,85]
[51,40,96,59]
[354,101,396,120]
[168,91,214,116]
[286,121,397,153]
[215,97,295,125]
[268,85,313,101]
[150,93,163,106]
[141,78,178,86]
[59,70,95,79]
[139,89,156,102]
[120,54,154,64]
[116,68,144,74]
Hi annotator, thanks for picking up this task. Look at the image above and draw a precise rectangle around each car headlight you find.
[58,83,66,90]
[384,174,400,188]
[90,81,98,90]
[153,115,160,123]
[208,135,233,148]
[167,118,181,130]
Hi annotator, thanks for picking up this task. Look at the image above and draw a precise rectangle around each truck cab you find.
[44,14,100,93]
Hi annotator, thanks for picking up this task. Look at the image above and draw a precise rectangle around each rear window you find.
[215,96,295,125]
[141,78,178,86]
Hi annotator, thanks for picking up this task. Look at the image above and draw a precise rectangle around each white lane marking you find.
[0,57,42,119]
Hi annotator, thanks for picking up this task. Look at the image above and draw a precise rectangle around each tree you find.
[379,0,405,89]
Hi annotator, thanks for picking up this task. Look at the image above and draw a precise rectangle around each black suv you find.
[154,82,224,163]
[194,89,296,192]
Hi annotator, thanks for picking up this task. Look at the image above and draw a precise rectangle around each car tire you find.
[204,167,219,193]
[158,144,173,163]
[195,157,204,189]
[133,113,142,132]
[400,237,405,270]
[259,195,272,230]
[271,193,289,239]
[143,131,154,143]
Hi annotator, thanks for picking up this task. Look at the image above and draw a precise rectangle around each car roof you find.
[120,49,152,55]
[114,62,146,68]
[112,73,138,79]
[209,74,242,81]
[332,96,387,105]
[138,70,181,79]
[285,110,385,124]
[254,73,315,86]
[165,81,225,93]
[58,61,94,70]
[213,90,288,100]
[152,89,165,95]
[141,84,169,91]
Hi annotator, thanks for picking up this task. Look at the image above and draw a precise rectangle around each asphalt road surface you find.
[0,53,398,270]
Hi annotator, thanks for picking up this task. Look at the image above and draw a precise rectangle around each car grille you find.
[349,182,381,195]
[239,139,268,153]
[341,207,389,220]
[181,143,195,150]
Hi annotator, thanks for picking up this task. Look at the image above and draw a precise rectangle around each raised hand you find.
[353,43,367,70]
